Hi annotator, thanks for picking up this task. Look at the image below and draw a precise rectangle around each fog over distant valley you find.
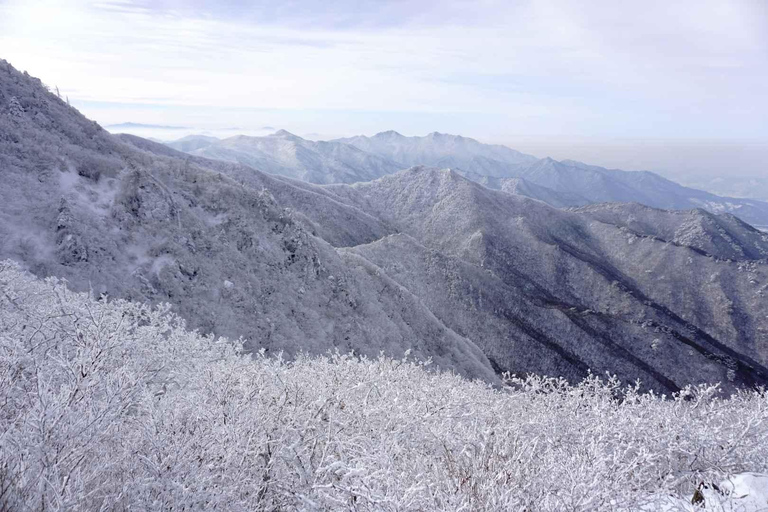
[504,137,768,201]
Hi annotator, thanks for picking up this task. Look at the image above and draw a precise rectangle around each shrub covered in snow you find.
[1,261,767,511]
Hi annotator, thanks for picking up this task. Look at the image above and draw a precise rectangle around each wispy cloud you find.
[0,0,766,141]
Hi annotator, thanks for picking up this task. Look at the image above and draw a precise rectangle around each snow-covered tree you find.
[7,96,24,117]
[1,260,767,511]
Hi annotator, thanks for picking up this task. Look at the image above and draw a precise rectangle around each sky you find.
[1,0,767,184]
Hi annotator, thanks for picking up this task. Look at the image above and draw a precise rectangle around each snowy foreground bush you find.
[1,261,767,511]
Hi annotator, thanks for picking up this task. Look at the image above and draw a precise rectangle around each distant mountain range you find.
[336,130,537,175]
[164,130,768,228]
[168,131,403,184]
[4,58,768,393]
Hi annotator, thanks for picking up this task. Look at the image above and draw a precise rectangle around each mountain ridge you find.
[337,132,768,227]
[0,59,498,383]
[4,59,768,393]
[161,129,768,227]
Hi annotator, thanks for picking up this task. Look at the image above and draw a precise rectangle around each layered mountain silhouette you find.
[166,130,768,227]
[3,59,768,393]
[336,132,768,228]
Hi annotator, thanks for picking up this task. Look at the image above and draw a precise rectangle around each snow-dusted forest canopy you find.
[2,261,767,511]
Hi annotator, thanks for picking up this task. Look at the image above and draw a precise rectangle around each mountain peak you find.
[401,165,468,183]
[373,130,405,139]
[427,131,464,139]
[272,129,302,140]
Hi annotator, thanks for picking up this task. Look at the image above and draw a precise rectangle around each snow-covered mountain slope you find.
[575,202,768,261]
[4,60,768,393]
[171,130,404,184]
[128,131,768,392]
[120,134,397,248]
[0,60,497,382]
[459,172,588,208]
[284,167,768,392]
[129,140,768,391]
[334,132,768,227]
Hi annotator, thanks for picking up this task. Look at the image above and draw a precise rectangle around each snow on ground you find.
[636,473,768,511]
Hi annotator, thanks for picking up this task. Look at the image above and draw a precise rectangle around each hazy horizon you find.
[2,0,766,189]
[100,121,768,198]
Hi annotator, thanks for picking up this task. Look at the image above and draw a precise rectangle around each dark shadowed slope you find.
[315,168,768,392]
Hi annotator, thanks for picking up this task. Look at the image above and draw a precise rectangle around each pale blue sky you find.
[1,0,767,178]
